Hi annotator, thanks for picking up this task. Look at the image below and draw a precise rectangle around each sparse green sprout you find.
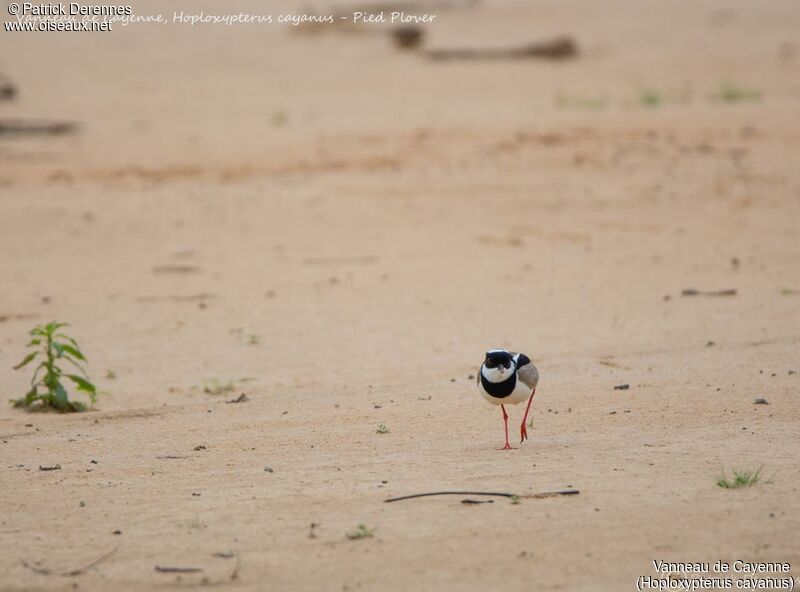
[527,416,534,429]
[346,524,376,540]
[248,334,260,345]
[717,467,762,489]
[105,369,117,380]
[376,423,389,434]
[272,110,288,126]
[639,89,662,108]
[203,379,236,395]
[510,495,521,505]
[715,82,761,104]
[11,322,97,412]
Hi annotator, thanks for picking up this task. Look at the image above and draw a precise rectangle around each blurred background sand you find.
[1,1,799,590]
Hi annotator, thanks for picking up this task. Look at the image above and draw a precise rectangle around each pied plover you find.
[477,349,539,450]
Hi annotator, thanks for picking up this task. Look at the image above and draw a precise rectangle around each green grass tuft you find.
[639,89,662,108]
[376,423,389,434]
[203,379,237,395]
[717,467,762,489]
[715,82,761,104]
[346,524,376,540]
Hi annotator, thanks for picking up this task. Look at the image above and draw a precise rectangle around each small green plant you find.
[510,495,521,505]
[203,379,236,395]
[346,524,375,540]
[272,110,288,127]
[717,467,762,489]
[376,423,389,434]
[248,334,260,345]
[714,82,761,104]
[11,322,97,412]
[105,369,117,379]
[639,89,662,108]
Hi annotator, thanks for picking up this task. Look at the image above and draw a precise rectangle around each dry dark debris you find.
[155,566,203,574]
[385,489,579,503]
[38,465,61,471]
[425,35,578,61]
[681,288,737,297]
[226,393,248,404]
[614,384,630,390]
[392,25,424,49]
[0,76,17,100]
[0,119,78,136]
[20,547,117,576]
[754,398,769,405]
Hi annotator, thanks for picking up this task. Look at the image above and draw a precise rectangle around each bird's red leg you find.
[499,404,515,450]
[520,388,537,443]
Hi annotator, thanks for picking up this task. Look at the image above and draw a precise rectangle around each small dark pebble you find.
[609,411,617,415]
[706,341,715,347]
[112,530,122,535]
[754,398,769,405]
[192,492,201,497]
[614,384,630,390]
[450,378,456,382]
[468,374,475,380]
[264,466,274,473]
[789,370,796,375]
[373,404,382,409]
[391,25,424,50]
[194,445,207,451]
[90,460,98,464]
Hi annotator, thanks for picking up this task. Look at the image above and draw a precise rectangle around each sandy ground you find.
[1,0,799,590]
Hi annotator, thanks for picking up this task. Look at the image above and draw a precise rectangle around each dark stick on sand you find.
[19,547,118,577]
[425,36,578,61]
[155,566,203,574]
[0,119,79,136]
[385,489,580,502]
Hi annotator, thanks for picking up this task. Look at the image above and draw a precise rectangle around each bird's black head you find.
[484,350,514,369]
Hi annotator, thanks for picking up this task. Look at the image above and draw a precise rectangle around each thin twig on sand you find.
[155,565,203,574]
[19,547,118,577]
[425,36,578,61]
[384,489,580,502]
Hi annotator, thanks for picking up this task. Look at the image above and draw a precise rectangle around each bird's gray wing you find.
[517,362,539,390]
